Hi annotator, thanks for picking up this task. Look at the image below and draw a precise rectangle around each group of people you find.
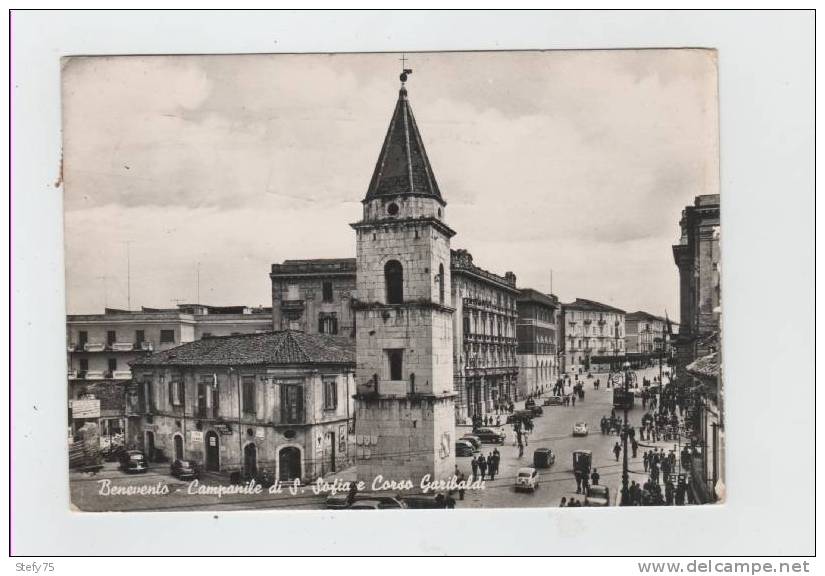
[573,467,600,495]
[469,449,501,481]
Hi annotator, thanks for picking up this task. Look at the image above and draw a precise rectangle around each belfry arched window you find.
[385,260,403,304]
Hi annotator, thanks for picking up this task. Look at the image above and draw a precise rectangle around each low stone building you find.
[128,330,355,482]
[516,289,560,398]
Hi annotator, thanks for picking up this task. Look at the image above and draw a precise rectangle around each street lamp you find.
[620,360,631,506]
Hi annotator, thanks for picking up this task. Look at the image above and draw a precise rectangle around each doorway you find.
[205,431,220,471]
[327,432,336,474]
[174,434,183,461]
[244,443,258,479]
[278,446,301,482]
[144,431,155,462]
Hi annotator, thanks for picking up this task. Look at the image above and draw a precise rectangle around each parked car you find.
[474,427,506,444]
[348,500,385,510]
[456,440,475,457]
[533,447,555,469]
[169,459,199,480]
[400,494,448,509]
[543,395,563,406]
[506,410,533,424]
[459,434,482,452]
[572,421,589,437]
[118,450,148,474]
[528,405,544,417]
[325,493,407,510]
[514,467,540,492]
[585,485,610,507]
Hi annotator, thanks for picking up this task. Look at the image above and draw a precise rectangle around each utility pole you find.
[196,262,201,305]
[121,240,133,311]
[96,275,110,309]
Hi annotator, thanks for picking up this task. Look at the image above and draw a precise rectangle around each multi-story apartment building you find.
[66,305,272,444]
[624,310,669,355]
[270,259,357,337]
[451,249,519,423]
[129,331,355,481]
[516,289,560,399]
[560,298,626,373]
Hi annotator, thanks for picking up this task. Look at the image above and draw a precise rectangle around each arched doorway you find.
[278,446,301,482]
[243,443,258,479]
[174,434,184,461]
[144,431,155,462]
[205,431,220,471]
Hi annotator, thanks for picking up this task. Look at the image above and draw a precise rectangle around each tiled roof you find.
[131,330,355,368]
[626,310,667,323]
[563,298,626,315]
[364,86,443,203]
[686,351,720,380]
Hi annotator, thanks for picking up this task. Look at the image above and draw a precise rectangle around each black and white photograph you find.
[62,49,723,513]
[8,9,814,561]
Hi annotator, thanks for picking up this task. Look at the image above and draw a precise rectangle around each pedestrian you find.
[455,468,466,501]
[446,492,456,509]
[470,456,479,480]
[571,394,576,407]
[346,481,358,507]
[492,449,501,477]
[478,455,487,480]
[643,451,649,472]
[590,468,600,486]
[574,469,583,494]
[559,497,567,508]
[613,442,621,462]
[631,439,638,459]
[486,454,495,481]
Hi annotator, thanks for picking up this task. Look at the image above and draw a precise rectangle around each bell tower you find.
[351,66,456,486]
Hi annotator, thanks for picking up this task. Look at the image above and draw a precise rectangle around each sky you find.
[62,50,719,321]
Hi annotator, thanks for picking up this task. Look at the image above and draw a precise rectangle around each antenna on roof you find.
[96,275,110,309]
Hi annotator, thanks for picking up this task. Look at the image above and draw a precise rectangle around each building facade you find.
[560,298,626,372]
[624,311,669,355]
[516,289,560,399]
[66,305,272,445]
[351,80,456,485]
[270,259,357,338]
[129,331,355,481]
[672,193,722,503]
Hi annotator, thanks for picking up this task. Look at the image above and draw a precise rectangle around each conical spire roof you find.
[364,86,444,204]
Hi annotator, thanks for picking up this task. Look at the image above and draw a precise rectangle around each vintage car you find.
[533,447,556,469]
[572,421,589,436]
[169,459,199,480]
[325,493,407,510]
[506,410,534,425]
[573,449,592,475]
[585,485,611,507]
[118,450,148,474]
[474,427,506,444]
[524,398,536,409]
[455,440,475,457]
[459,434,482,452]
[543,395,563,406]
[514,467,540,492]
[400,494,449,509]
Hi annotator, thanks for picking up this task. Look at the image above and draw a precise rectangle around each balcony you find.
[83,342,105,352]
[137,341,154,352]
[112,370,132,380]
[67,369,77,379]
[85,370,104,380]
[280,300,305,311]
[110,342,134,351]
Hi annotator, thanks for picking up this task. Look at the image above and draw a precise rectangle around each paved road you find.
[454,367,669,508]
[70,367,672,511]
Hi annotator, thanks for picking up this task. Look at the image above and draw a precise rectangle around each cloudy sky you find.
[63,50,718,320]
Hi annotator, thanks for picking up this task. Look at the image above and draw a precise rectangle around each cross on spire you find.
[399,53,412,84]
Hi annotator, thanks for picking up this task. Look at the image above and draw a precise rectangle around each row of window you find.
[138,376,338,423]
[75,329,176,346]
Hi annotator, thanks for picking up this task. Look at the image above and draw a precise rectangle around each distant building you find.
[560,298,626,372]
[66,304,272,445]
[270,259,357,337]
[624,311,670,355]
[129,330,355,481]
[451,249,519,423]
[516,289,560,398]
